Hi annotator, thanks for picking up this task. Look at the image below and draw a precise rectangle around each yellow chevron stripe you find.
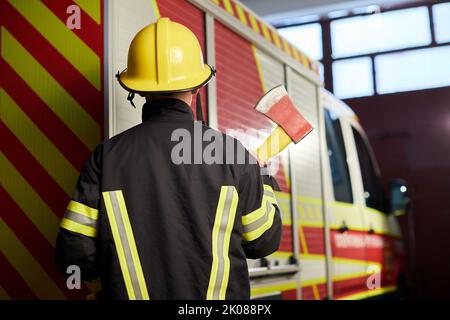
[281,37,292,56]
[0,286,11,300]
[9,0,101,90]
[300,53,310,68]
[292,47,300,61]
[260,22,272,42]
[222,0,235,16]
[234,3,248,25]
[248,13,260,34]
[271,30,282,49]
[0,155,60,244]
[1,28,100,150]
[1,89,78,196]
[73,0,101,24]
[0,218,66,299]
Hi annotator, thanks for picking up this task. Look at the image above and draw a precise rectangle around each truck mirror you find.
[389,179,410,216]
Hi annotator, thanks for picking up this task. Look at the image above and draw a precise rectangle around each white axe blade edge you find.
[255,85,288,114]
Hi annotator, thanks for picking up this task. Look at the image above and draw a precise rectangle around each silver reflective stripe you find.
[207,186,238,300]
[109,192,143,300]
[264,189,276,199]
[211,187,234,300]
[242,200,273,234]
[64,210,97,229]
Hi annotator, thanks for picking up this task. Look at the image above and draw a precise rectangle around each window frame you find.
[275,1,450,98]
[349,123,387,213]
[323,108,354,204]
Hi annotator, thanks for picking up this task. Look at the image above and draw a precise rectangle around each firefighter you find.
[55,17,282,300]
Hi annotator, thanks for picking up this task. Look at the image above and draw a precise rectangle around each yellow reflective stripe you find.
[222,0,235,16]
[234,4,248,25]
[292,47,300,61]
[60,217,97,237]
[242,202,265,225]
[248,14,260,34]
[103,191,149,300]
[151,0,160,18]
[219,188,238,300]
[207,188,226,300]
[281,38,291,55]
[271,30,282,48]
[116,191,149,300]
[1,28,100,150]
[263,184,277,204]
[9,0,101,90]
[103,192,135,299]
[0,218,66,299]
[207,186,238,300]
[252,45,267,92]
[67,200,98,220]
[338,286,396,300]
[242,185,278,225]
[1,89,78,196]
[1,155,59,244]
[260,23,272,42]
[243,205,275,242]
[73,0,101,24]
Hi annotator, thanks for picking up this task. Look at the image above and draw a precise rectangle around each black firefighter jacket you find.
[55,98,282,300]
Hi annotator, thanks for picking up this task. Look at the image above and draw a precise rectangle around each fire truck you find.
[0,0,407,299]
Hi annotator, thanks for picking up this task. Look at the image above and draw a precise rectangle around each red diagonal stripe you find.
[217,0,227,11]
[258,20,273,43]
[41,0,102,58]
[1,124,70,217]
[228,0,239,17]
[2,1,102,122]
[1,61,91,171]
[0,252,37,299]
[2,188,91,299]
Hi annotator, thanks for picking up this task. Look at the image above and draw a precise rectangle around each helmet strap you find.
[127,92,136,108]
[196,91,206,125]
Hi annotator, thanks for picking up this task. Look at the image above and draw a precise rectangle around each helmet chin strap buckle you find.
[127,92,136,108]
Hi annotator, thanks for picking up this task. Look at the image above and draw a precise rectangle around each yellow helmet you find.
[117,17,214,94]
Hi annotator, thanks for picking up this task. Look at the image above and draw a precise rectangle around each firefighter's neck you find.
[144,90,195,106]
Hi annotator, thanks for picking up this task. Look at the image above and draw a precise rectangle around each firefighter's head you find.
[117,17,215,107]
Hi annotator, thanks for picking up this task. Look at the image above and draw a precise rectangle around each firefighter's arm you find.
[55,145,102,281]
[239,162,282,259]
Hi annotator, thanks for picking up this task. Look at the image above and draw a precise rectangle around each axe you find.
[255,85,313,164]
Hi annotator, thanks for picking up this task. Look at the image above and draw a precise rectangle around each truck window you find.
[352,128,386,212]
[324,110,353,203]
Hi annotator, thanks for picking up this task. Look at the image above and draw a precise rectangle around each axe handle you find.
[256,126,292,164]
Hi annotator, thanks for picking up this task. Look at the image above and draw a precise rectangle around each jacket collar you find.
[142,98,194,122]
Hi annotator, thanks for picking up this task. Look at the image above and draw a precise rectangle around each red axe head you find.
[255,85,313,143]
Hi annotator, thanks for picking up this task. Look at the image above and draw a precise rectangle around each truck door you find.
[323,109,369,299]
[349,125,398,294]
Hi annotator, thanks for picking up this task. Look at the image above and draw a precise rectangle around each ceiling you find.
[240,0,425,25]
